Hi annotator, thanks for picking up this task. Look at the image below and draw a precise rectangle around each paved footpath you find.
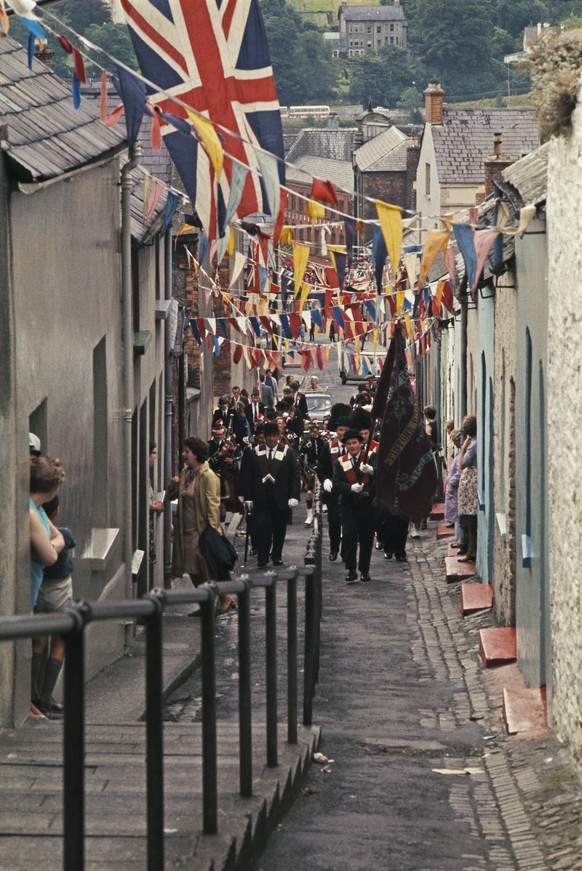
[256,520,582,871]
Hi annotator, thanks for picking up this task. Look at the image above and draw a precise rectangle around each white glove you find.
[360,463,374,475]
[350,483,364,494]
[245,500,253,510]
[323,479,333,493]
[288,498,299,508]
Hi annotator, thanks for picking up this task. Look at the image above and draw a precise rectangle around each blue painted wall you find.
[514,216,550,692]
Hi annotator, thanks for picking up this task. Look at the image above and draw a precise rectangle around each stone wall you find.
[546,90,582,757]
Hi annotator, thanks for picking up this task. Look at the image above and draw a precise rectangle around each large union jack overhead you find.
[120,0,285,237]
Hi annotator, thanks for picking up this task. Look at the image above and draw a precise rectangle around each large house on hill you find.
[338,0,408,57]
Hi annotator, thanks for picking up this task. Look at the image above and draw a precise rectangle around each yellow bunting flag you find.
[376,201,403,274]
[186,110,224,178]
[417,229,450,290]
[299,282,311,312]
[280,226,294,245]
[306,199,325,222]
[226,228,235,257]
[396,290,405,313]
[293,243,310,297]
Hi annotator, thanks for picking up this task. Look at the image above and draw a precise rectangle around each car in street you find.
[339,351,384,384]
[304,391,334,425]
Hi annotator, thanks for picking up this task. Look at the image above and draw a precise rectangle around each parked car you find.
[339,352,384,384]
[304,392,334,425]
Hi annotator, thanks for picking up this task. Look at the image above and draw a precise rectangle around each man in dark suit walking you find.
[243,421,301,567]
[246,389,265,435]
[332,428,377,584]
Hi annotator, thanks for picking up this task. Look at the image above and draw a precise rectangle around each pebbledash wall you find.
[546,90,582,754]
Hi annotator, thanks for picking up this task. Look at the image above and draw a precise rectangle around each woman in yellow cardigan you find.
[167,436,234,615]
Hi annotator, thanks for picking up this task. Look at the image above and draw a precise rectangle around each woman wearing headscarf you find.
[167,437,234,615]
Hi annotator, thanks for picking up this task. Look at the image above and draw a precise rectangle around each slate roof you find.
[286,128,357,164]
[501,140,549,206]
[341,5,406,21]
[0,37,125,183]
[432,108,539,185]
[285,155,355,194]
[354,125,408,172]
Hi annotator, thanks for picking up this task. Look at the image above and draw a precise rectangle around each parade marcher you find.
[246,389,265,434]
[317,415,350,561]
[208,428,241,521]
[299,421,326,526]
[263,368,278,405]
[332,429,377,584]
[242,421,300,567]
[211,395,231,429]
[229,385,248,409]
[291,381,309,421]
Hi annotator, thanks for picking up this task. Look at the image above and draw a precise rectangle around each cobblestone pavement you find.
[256,519,582,871]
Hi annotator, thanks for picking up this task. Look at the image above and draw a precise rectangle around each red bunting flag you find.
[310,178,339,207]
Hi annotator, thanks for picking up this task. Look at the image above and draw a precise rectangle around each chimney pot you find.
[423,81,445,124]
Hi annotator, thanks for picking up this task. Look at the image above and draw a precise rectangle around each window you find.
[425,162,431,196]
[390,23,394,31]
[389,36,394,43]
[377,25,381,33]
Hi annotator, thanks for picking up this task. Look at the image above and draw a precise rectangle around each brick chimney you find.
[423,81,444,124]
[484,133,516,198]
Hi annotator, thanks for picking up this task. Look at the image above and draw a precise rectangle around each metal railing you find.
[0,506,323,871]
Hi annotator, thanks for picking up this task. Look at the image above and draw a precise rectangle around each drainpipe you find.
[459,285,468,421]
[121,145,141,605]
[163,229,173,589]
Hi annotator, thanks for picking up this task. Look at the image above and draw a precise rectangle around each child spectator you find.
[32,494,75,719]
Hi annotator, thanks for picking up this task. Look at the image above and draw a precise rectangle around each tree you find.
[348,46,423,108]
[57,0,111,32]
[83,22,139,74]
[411,0,498,99]
[261,0,339,104]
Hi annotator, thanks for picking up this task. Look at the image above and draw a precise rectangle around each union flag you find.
[121,0,285,237]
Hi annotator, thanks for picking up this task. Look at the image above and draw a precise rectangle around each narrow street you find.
[237,473,582,871]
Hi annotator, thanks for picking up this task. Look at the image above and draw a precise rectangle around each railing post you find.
[63,604,87,871]
[237,578,253,796]
[287,571,298,745]
[302,567,315,727]
[145,590,165,871]
[265,577,278,767]
[201,586,218,834]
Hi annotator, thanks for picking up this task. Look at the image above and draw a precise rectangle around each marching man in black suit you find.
[243,421,301,567]
[246,389,265,435]
[332,428,377,584]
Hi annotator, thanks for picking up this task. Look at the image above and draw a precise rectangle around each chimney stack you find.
[484,133,516,198]
[423,81,444,124]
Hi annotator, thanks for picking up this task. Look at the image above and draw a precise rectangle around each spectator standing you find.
[457,415,478,562]
[32,494,75,719]
[167,437,234,615]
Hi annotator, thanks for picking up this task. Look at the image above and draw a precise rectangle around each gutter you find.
[15,150,125,194]
[121,145,141,606]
